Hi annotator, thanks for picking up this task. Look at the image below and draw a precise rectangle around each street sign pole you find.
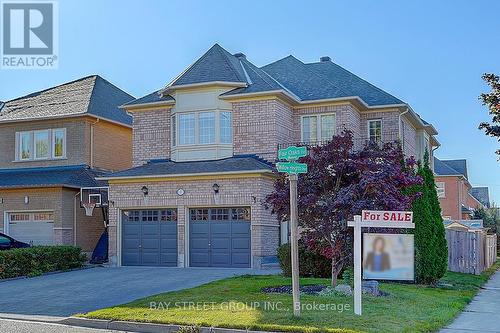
[277,145,308,318]
[289,173,300,317]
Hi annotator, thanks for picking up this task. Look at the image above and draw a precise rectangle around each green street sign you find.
[278,146,307,161]
[277,161,308,174]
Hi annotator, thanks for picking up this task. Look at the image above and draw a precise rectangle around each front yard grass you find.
[82,261,499,333]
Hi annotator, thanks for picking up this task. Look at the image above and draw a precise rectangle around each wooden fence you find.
[446,230,497,275]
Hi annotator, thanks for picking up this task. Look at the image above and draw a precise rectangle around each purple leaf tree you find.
[267,131,422,286]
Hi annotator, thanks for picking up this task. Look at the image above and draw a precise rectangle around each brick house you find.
[101,44,439,268]
[434,158,488,220]
[0,75,133,254]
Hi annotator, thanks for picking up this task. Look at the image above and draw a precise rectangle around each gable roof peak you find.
[167,43,248,88]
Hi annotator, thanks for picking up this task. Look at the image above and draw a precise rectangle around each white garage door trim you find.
[4,210,54,245]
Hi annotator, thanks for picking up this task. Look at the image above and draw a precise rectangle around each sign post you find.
[348,210,415,315]
[277,146,307,317]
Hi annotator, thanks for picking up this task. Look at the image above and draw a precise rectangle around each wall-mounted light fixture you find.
[212,183,220,194]
[252,195,257,204]
[141,186,149,196]
[24,196,29,204]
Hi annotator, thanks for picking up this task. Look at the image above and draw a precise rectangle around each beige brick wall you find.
[232,98,293,161]
[131,108,171,167]
[107,175,278,268]
[401,117,418,158]
[360,111,400,142]
[0,187,104,253]
[92,120,132,171]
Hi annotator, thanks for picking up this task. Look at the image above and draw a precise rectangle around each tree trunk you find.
[331,259,343,287]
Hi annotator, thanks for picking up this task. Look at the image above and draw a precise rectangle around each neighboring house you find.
[434,158,487,221]
[100,44,439,268]
[469,187,490,208]
[444,219,484,232]
[0,75,134,254]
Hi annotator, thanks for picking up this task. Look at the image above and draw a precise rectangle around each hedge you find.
[0,246,86,279]
[277,242,331,278]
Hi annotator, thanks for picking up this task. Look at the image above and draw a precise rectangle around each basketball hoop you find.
[83,202,96,216]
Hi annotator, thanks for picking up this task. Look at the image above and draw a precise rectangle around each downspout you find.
[398,107,409,141]
[90,118,100,168]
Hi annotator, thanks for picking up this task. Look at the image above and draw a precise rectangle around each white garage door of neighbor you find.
[8,212,54,245]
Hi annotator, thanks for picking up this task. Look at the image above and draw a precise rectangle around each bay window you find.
[199,112,216,144]
[178,113,196,145]
[220,112,232,144]
[15,128,66,161]
[172,111,232,146]
[301,113,336,143]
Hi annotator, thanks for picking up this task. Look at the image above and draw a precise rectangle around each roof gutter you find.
[0,113,132,128]
[97,169,275,181]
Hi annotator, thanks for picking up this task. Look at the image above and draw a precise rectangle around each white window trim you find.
[172,111,233,148]
[367,119,383,142]
[15,128,67,162]
[18,131,33,161]
[51,128,67,159]
[300,113,336,143]
[436,182,446,198]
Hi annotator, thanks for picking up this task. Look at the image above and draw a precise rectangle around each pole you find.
[289,173,301,317]
[353,214,362,315]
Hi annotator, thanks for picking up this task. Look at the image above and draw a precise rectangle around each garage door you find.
[8,212,54,245]
[122,209,177,266]
[189,207,251,268]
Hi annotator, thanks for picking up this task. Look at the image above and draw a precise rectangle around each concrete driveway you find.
[0,266,278,317]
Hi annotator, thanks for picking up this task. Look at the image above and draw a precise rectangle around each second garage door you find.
[189,207,251,268]
[122,209,178,266]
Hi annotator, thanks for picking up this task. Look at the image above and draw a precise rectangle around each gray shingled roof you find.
[0,165,106,189]
[103,155,274,179]
[170,44,247,87]
[470,187,490,208]
[126,44,407,108]
[0,75,134,125]
[123,90,174,107]
[434,158,468,178]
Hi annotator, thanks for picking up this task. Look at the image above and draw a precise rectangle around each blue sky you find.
[1,0,499,203]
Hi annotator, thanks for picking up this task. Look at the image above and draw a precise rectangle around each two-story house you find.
[100,44,439,269]
[0,75,133,255]
[434,158,487,220]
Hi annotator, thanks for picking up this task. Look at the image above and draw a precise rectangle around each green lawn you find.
[82,262,499,333]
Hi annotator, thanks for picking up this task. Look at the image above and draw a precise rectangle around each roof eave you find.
[0,113,132,128]
[98,169,275,181]
[121,100,176,111]
[160,81,247,94]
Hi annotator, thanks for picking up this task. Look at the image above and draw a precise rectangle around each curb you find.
[61,317,280,333]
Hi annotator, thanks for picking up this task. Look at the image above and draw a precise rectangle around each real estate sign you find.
[363,233,414,281]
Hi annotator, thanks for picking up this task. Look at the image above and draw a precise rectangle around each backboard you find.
[80,187,109,208]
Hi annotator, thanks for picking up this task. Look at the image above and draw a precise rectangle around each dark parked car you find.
[0,233,30,250]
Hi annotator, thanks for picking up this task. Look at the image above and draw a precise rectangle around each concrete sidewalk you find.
[441,269,500,333]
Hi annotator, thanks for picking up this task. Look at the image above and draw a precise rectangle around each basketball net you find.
[83,202,95,216]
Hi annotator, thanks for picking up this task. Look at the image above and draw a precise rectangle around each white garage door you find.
[8,212,54,245]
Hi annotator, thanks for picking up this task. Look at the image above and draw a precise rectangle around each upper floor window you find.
[301,113,336,143]
[16,128,66,161]
[172,111,232,147]
[436,182,445,198]
[368,119,382,143]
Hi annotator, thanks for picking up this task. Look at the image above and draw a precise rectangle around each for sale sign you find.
[361,210,413,223]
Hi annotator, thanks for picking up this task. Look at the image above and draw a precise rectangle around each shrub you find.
[0,246,86,279]
[277,242,331,278]
[413,151,448,284]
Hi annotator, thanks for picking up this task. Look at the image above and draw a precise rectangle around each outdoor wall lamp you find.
[212,183,220,194]
[141,186,149,196]
[24,196,29,204]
